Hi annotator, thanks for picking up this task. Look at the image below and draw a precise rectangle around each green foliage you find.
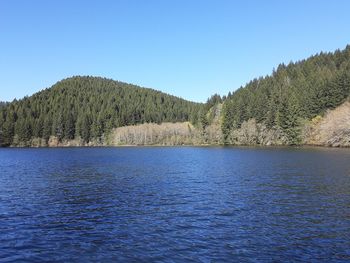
[1,108,15,146]
[222,45,350,145]
[199,109,209,130]
[0,76,202,146]
[205,94,222,111]
[2,45,350,147]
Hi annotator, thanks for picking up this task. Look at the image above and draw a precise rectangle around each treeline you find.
[2,46,350,147]
[0,76,203,146]
[222,45,350,145]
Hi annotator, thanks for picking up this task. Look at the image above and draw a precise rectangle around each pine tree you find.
[64,112,75,140]
[52,112,64,141]
[15,118,32,144]
[42,116,52,141]
[33,115,44,138]
[276,94,301,145]
[81,114,91,143]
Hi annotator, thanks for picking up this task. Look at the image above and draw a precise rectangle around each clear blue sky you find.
[1,0,350,102]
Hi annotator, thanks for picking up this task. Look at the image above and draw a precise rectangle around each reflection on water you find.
[0,147,350,262]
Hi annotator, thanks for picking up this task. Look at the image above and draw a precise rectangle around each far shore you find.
[2,144,349,149]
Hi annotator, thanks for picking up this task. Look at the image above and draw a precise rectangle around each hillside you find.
[1,46,350,148]
[0,76,203,146]
[222,45,350,145]
[304,101,350,147]
[107,103,223,147]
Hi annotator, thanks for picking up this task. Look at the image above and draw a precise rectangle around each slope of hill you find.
[107,103,224,147]
[304,101,350,147]
[0,76,203,146]
[1,46,350,148]
[222,45,350,145]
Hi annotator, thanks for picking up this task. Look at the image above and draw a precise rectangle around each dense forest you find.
[0,77,203,146]
[0,102,8,108]
[222,45,350,145]
[1,46,350,147]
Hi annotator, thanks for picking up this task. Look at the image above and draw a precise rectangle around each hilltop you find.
[0,76,203,146]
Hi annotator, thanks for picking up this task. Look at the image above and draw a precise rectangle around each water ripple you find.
[0,147,350,262]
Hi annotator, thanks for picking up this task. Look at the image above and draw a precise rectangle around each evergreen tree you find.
[42,116,53,141]
[64,112,75,140]
[0,76,203,146]
[222,45,350,143]
[52,112,64,141]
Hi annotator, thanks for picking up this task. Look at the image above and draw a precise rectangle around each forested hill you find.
[1,46,350,148]
[0,76,203,146]
[222,45,350,145]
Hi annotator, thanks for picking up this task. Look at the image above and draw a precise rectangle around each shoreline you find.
[2,144,349,149]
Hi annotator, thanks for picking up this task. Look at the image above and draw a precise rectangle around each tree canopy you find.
[1,45,350,147]
[0,76,203,146]
[222,45,350,144]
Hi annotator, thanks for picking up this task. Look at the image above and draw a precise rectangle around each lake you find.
[0,147,350,262]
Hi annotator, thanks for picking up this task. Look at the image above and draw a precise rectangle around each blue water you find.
[0,147,350,262]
